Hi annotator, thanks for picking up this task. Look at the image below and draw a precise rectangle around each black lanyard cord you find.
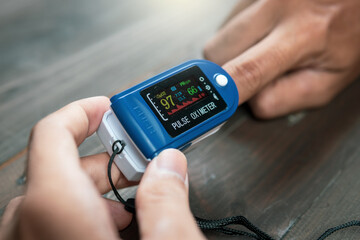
[108,140,136,213]
[195,216,274,240]
[108,140,359,239]
[316,220,360,240]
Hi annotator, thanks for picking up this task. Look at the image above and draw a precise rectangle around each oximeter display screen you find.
[153,76,208,116]
[141,66,227,137]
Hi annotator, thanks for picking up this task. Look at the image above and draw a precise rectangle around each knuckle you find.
[29,118,53,145]
[31,117,53,134]
[203,40,217,62]
[68,102,89,129]
[307,26,327,54]
[299,12,332,55]
[31,119,45,134]
[29,119,46,143]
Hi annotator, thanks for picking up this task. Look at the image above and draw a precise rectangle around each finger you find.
[37,96,110,146]
[104,198,133,230]
[27,96,110,186]
[204,0,280,65]
[81,152,137,194]
[220,0,256,27]
[136,149,204,240]
[223,21,313,105]
[249,69,345,118]
[25,97,120,240]
[1,196,24,229]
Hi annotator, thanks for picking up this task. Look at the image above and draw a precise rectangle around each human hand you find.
[204,0,360,118]
[0,97,204,240]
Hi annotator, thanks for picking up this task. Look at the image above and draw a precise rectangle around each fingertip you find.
[140,149,188,185]
[249,87,279,119]
[74,96,111,135]
[90,96,111,109]
[155,149,187,181]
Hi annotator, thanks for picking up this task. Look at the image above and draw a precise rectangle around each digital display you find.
[141,66,227,137]
[153,76,208,117]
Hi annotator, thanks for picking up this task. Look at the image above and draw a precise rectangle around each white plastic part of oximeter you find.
[97,110,149,181]
[97,109,224,181]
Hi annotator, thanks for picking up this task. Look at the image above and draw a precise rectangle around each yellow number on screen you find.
[166,95,174,106]
[160,95,175,109]
[160,99,170,109]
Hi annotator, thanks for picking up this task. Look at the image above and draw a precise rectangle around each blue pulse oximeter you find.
[97,60,238,181]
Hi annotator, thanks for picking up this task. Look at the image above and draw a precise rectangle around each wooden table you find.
[1,1,359,239]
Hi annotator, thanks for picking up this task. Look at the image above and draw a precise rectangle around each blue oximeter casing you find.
[97,60,238,181]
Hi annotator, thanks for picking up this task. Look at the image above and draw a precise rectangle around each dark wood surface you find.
[1,1,360,239]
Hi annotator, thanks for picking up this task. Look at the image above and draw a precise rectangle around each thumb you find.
[136,149,205,240]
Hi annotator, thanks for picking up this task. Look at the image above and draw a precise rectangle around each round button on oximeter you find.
[97,60,238,181]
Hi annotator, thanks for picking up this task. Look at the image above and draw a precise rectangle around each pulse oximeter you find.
[97,60,238,181]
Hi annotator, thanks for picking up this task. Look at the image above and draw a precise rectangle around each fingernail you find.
[155,149,187,182]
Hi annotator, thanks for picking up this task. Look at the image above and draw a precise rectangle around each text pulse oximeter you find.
[97,60,239,181]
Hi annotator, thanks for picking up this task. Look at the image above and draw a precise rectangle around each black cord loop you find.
[107,139,359,239]
[107,140,136,213]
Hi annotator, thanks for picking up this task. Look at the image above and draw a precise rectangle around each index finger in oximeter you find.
[97,60,239,181]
